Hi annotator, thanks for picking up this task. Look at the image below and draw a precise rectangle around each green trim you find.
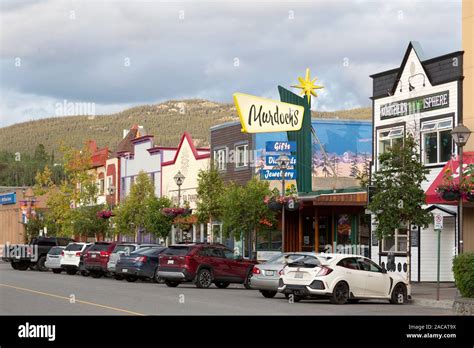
[298,187,366,197]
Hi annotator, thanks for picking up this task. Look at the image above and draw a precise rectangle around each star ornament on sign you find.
[291,68,324,101]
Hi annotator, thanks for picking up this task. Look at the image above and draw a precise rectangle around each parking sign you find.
[434,214,443,230]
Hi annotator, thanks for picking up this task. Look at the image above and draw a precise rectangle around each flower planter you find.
[268,200,283,211]
[442,190,461,201]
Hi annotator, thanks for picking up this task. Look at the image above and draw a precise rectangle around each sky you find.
[0,0,462,127]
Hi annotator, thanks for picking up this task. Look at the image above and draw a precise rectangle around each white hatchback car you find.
[278,253,408,304]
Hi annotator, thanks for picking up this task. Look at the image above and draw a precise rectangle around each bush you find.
[452,252,474,298]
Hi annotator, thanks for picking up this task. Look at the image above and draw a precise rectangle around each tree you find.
[368,133,432,293]
[144,196,174,240]
[71,204,110,239]
[220,177,276,259]
[113,171,155,240]
[196,163,225,227]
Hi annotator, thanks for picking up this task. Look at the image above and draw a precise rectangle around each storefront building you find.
[370,42,464,281]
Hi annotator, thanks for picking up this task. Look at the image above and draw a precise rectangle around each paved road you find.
[0,263,453,315]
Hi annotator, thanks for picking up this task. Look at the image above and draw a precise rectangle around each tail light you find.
[136,256,147,263]
[252,267,261,275]
[75,252,81,257]
[100,251,110,257]
[315,266,333,276]
[61,251,64,256]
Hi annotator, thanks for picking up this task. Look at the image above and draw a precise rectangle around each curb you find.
[410,298,453,310]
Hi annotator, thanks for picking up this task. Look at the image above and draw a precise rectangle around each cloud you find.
[0,0,462,127]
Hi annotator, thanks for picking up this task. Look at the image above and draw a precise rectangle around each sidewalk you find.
[410,282,457,310]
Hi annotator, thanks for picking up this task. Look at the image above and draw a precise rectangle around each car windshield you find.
[113,245,136,254]
[65,243,83,251]
[163,246,190,256]
[48,247,63,255]
[133,247,166,256]
[89,243,110,251]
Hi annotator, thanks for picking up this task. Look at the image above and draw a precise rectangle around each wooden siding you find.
[312,192,367,206]
[464,207,474,252]
[210,123,253,185]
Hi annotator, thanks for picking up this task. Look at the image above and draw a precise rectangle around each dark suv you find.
[158,243,257,289]
[83,242,117,278]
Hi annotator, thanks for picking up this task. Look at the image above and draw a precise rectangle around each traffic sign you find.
[434,213,443,230]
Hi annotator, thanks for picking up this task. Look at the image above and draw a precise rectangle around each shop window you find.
[382,227,408,253]
[377,127,404,165]
[257,230,282,251]
[336,214,352,245]
[421,118,453,165]
[235,144,249,168]
[213,148,227,171]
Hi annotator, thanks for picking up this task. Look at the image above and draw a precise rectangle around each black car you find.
[115,247,166,282]
[79,244,94,276]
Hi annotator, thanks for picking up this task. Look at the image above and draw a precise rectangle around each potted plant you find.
[462,164,474,202]
[436,168,461,201]
[97,209,114,219]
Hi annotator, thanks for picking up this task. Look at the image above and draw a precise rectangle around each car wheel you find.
[330,281,349,304]
[90,271,102,278]
[243,270,253,289]
[36,256,47,272]
[215,282,230,289]
[152,269,161,283]
[11,262,19,270]
[81,271,89,277]
[125,276,137,282]
[165,280,180,287]
[66,269,77,275]
[260,290,277,298]
[15,262,29,271]
[284,293,291,299]
[52,269,62,274]
[114,274,124,280]
[195,268,212,288]
[29,264,37,271]
[390,283,407,304]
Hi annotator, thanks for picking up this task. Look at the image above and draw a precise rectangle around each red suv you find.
[158,243,257,289]
[83,242,117,278]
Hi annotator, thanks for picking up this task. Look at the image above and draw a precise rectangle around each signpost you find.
[434,213,443,301]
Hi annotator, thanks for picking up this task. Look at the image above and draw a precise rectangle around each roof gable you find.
[162,132,210,166]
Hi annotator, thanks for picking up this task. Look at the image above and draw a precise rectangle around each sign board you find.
[380,91,449,120]
[434,214,443,230]
[260,169,297,180]
[265,141,296,152]
[266,155,296,167]
[234,93,305,133]
[0,192,16,205]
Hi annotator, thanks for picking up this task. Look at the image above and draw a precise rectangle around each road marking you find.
[0,283,146,316]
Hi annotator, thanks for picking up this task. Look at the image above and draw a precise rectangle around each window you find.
[210,248,224,258]
[223,249,236,259]
[378,127,404,157]
[337,257,360,270]
[99,179,105,194]
[357,258,382,272]
[213,148,227,171]
[382,227,408,253]
[235,144,249,168]
[421,118,453,165]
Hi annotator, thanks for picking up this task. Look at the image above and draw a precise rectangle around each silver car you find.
[45,246,65,274]
[250,252,316,298]
[107,243,160,278]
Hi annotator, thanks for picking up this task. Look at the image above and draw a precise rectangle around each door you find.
[318,215,333,252]
[208,247,230,280]
[356,257,391,297]
[222,248,246,280]
[336,257,366,297]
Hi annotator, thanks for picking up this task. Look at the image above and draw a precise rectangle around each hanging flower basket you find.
[267,200,283,211]
[161,207,189,218]
[441,189,461,201]
[97,210,114,219]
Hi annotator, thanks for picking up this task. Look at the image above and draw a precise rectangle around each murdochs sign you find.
[233,93,305,133]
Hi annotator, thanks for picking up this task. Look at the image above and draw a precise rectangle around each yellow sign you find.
[233,93,305,133]
[291,68,324,101]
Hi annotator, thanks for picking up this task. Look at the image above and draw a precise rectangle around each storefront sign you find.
[265,141,297,152]
[234,93,305,133]
[260,169,297,180]
[0,192,16,205]
[380,91,449,120]
[265,155,296,167]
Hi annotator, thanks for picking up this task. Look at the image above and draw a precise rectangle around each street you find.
[0,263,453,316]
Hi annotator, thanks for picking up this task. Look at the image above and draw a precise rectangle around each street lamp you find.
[107,185,116,211]
[276,154,290,253]
[451,124,472,254]
[173,171,186,244]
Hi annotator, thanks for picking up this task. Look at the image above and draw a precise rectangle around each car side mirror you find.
[381,268,387,274]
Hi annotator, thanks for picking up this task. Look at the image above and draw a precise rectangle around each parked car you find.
[115,247,167,282]
[45,246,65,273]
[278,253,408,304]
[251,252,316,298]
[60,242,92,275]
[107,243,160,279]
[83,242,117,278]
[3,237,74,271]
[78,244,94,276]
[158,243,257,289]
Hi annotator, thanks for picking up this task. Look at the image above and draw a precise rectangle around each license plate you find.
[167,260,174,264]
[265,270,274,276]
[122,269,128,273]
[294,272,304,279]
[91,254,96,258]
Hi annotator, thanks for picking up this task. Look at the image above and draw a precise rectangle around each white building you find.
[370,42,464,282]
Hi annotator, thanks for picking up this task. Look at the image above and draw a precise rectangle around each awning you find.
[425,152,474,205]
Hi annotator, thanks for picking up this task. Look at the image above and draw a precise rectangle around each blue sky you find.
[0,0,462,127]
